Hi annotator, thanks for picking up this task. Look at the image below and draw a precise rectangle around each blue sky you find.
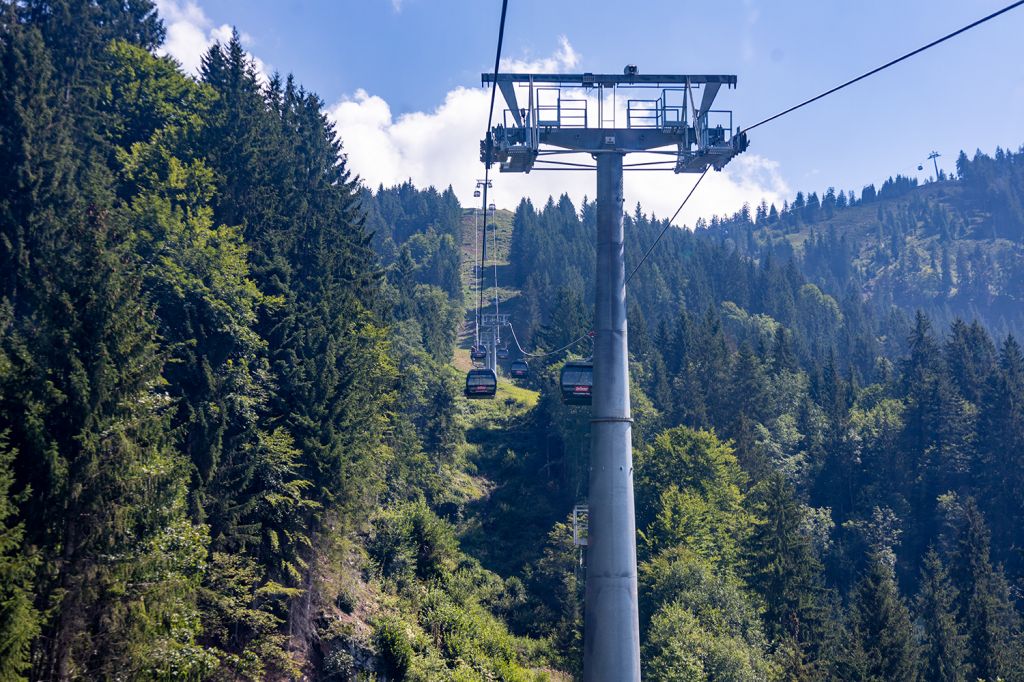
[156,0,1024,223]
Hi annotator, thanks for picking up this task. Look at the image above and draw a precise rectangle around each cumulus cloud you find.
[155,0,269,80]
[327,48,789,227]
[500,35,579,73]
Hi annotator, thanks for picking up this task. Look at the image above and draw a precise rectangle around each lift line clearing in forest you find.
[482,67,747,682]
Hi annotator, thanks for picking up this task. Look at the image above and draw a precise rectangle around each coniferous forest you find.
[3,3,1024,681]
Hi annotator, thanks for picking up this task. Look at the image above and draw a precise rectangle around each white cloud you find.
[328,84,788,227]
[155,0,269,80]
[329,36,787,227]
[500,36,579,74]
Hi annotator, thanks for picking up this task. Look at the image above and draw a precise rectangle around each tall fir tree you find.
[976,336,1024,577]
[745,473,824,648]
[844,553,920,682]
[915,549,968,682]
[0,423,39,680]
[948,498,1023,682]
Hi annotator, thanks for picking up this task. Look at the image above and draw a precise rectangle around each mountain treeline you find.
[0,3,558,680]
[502,164,1024,678]
[6,1,1024,681]
[696,147,1024,337]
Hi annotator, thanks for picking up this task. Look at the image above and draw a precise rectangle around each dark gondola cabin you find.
[560,361,593,405]
[510,359,528,378]
[465,368,497,399]
[497,347,510,360]
[470,345,487,361]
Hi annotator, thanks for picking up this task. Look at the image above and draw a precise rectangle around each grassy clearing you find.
[497,379,540,408]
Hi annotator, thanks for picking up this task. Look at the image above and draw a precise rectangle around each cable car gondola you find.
[465,368,497,399]
[496,346,510,360]
[510,359,528,378]
[470,345,487,361]
[560,361,593,405]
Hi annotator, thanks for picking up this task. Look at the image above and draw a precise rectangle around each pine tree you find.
[948,498,1023,682]
[944,319,995,405]
[1,7,212,676]
[537,284,590,351]
[775,635,817,682]
[771,325,799,373]
[899,312,973,571]
[915,549,968,682]
[686,307,732,427]
[976,336,1024,574]
[727,343,769,432]
[845,553,920,681]
[0,14,74,309]
[0,425,39,681]
[4,201,210,679]
[745,473,824,645]
[200,34,395,544]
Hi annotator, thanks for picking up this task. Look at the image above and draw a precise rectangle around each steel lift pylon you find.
[481,66,748,681]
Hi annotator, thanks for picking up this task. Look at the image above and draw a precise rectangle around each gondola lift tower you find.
[481,65,748,681]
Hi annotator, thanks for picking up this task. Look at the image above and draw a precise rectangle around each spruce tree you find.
[949,498,1023,682]
[727,342,769,433]
[915,549,968,682]
[0,14,74,310]
[845,553,920,682]
[0,426,39,681]
[200,34,394,533]
[4,199,209,679]
[745,473,823,646]
[2,7,211,676]
[976,336,1024,575]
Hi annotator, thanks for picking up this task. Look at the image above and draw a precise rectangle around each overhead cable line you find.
[507,322,592,359]
[483,0,509,143]
[744,0,1024,132]
[624,0,1024,285]
[624,166,710,285]
[480,2,1024,360]
[475,0,509,363]
[474,197,484,345]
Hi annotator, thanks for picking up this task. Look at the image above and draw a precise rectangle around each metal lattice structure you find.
[481,69,748,174]
[481,313,510,327]
[572,504,589,547]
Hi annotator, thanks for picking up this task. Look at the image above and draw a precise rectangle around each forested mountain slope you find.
[3,2,1024,681]
[503,168,1024,679]
[699,148,1024,337]
[0,5,557,679]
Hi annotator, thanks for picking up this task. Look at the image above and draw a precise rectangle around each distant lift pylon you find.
[481,65,747,682]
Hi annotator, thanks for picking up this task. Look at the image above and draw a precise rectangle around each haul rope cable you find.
[507,322,592,360]
[484,1,1024,359]
[476,0,509,353]
[744,0,1024,133]
[625,0,1024,287]
[625,166,710,286]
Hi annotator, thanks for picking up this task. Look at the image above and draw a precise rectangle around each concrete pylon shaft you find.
[584,151,641,681]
